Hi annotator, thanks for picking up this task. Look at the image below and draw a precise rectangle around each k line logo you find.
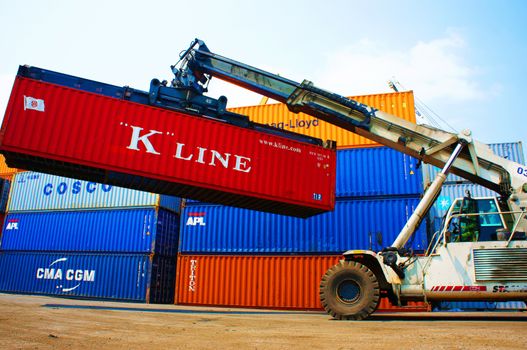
[122,123,252,173]
[186,212,206,226]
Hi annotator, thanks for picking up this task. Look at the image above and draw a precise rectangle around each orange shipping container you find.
[228,91,416,149]
[0,154,22,179]
[175,254,429,312]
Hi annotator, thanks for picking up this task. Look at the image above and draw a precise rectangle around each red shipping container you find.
[0,74,336,217]
[175,254,429,312]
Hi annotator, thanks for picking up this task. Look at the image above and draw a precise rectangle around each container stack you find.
[424,141,526,311]
[0,172,181,303]
[0,154,22,230]
[0,179,9,231]
[176,91,430,312]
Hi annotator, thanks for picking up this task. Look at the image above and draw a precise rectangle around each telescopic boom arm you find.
[171,39,527,249]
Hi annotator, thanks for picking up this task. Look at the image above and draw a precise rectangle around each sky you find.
[0,0,526,151]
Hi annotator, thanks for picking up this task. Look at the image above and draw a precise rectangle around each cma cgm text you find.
[36,268,95,282]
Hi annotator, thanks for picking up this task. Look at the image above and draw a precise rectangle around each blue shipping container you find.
[0,251,176,303]
[433,301,525,311]
[0,178,9,213]
[336,147,423,197]
[0,208,180,255]
[8,172,181,213]
[422,142,525,185]
[179,197,428,254]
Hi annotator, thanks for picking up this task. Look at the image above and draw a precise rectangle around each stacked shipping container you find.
[0,171,181,303]
[176,92,430,312]
[0,182,6,234]
[179,186,428,254]
[176,254,425,311]
[0,155,18,234]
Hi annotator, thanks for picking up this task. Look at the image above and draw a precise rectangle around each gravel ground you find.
[1,293,526,349]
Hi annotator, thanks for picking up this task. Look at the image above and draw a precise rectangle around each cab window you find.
[477,199,502,227]
[446,198,504,242]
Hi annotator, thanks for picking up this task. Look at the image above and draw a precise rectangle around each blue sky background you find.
[0,0,525,150]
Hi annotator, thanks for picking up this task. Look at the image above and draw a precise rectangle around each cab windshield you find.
[446,198,504,242]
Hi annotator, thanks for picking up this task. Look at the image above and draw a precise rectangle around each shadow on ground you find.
[43,303,526,322]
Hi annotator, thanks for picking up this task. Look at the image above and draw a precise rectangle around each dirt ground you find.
[0,293,526,350]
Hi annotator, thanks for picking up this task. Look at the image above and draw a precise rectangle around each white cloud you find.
[314,32,500,103]
[0,75,16,124]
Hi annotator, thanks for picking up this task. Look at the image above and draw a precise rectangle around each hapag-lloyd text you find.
[268,118,319,130]
[123,123,252,173]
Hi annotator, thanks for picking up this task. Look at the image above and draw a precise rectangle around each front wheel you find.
[320,260,380,320]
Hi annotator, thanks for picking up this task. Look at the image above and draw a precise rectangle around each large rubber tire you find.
[320,260,380,320]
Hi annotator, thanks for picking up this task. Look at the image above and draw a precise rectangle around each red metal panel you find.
[175,254,429,312]
[0,77,336,217]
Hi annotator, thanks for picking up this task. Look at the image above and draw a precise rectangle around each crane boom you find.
[172,39,527,249]
[178,40,524,196]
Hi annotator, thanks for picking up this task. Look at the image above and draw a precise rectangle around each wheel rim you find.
[336,279,361,304]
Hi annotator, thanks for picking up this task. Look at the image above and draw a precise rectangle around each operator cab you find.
[443,193,523,243]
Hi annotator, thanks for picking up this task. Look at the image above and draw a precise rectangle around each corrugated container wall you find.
[0,179,10,213]
[175,254,429,312]
[433,301,497,311]
[422,142,525,185]
[336,147,422,197]
[1,208,180,255]
[495,301,526,310]
[229,91,416,148]
[184,146,424,202]
[0,71,336,218]
[0,251,175,303]
[179,198,428,254]
[433,301,526,312]
[8,171,181,213]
